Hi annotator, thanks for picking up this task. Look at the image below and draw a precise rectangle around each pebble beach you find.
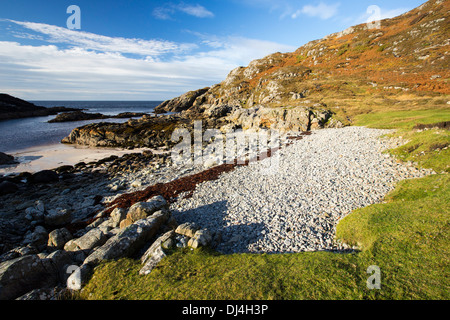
[170,126,434,254]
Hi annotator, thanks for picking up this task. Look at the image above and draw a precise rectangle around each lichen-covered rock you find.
[187,229,212,249]
[63,228,107,252]
[0,255,49,300]
[139,245,166,276]
[175,222,199,238]
[119,196,167,228]
[47,228,72,250]
[22,226,48,251]
[140,230,174,266]
[83,210,170,267]
[44,208,72,226]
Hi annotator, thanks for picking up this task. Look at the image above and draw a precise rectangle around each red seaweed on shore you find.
[66,132,310,233]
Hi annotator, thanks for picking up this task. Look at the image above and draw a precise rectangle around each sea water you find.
[0,101,162,153]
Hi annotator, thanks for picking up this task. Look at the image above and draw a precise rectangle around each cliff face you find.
[156,0,449,128]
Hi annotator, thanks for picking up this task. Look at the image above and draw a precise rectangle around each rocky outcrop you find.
[64,228,107,252]
[154,87,209,113]
[48,111,149,123]
[225,105,338,132]
[0,93,78,121]
[48,111,108,123]
[47,228,73,250]
[83,209,170,266]
[61,114,192,149]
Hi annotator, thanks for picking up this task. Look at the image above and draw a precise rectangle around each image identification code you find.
[182,304,269,317]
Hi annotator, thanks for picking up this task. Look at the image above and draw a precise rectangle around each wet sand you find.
[0,143,148,175]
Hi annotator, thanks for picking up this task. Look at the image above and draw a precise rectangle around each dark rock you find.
[0,181,18,195]
[28,170,59,184]
[143,150,153,157]
[54,165,74,174]
[61,114,191,149]
[60,173,75,180]
[48,111,149,123]
[0,152,16,165]
[48,111,108,123]
[0,245,38,264]
[113,112,149,118]
[42,250,74,284]
[44,209,72,227]
[0,255,51,300]
[15,287,61,300]
[0,93,79,121]
[96,155,118,165]
[74,162,86,168]
[22,226,48,251]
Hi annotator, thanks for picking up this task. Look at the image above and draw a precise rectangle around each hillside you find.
[0,94,78,121]
[155,0,449,127]
[62,0,448,148]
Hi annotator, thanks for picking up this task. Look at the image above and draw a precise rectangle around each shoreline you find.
[0,143,150,175]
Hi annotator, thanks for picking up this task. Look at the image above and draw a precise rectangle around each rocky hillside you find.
[156,0,449,126]
[0,94,78,121]
[63,0,449,149]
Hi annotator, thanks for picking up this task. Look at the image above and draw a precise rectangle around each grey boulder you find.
[47,228,73,250]
[84,210,170,267]
[0,255,49,300]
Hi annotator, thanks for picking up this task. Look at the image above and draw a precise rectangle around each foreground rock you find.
[119,195,168,228]
[28,170,59,184]
[0,255,49,300]
[84,209,170,266]
[0,181,18,195]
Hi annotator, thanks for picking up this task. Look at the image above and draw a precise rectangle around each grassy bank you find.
[78,108,449,300]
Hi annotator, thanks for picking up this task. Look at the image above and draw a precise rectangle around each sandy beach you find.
[0,143,149,175]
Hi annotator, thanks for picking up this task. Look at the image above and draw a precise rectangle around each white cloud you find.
[292,2,340,20]
[153,3,214,20]
[176,3,214,18]
[0,23,295,100]
[9,20,195,56]
[152,7,174,20]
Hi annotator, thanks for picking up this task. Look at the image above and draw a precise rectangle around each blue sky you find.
[0,0,426,100]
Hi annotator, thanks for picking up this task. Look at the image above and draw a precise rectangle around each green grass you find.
[355,108,450,173]
[77,108,449,300]
[354,109,450,130]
